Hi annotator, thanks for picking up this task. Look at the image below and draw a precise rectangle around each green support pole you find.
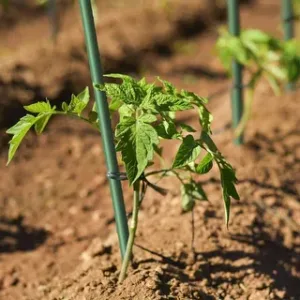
[48,0,58,42]
[78,0,129,258]
[282,0,295,90]
[228,0,244,145]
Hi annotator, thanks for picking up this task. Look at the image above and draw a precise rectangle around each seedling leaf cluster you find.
[7,74,239,281]
[216,28,300,136]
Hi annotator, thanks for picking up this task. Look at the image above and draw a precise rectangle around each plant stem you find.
[118,180,140,283]
[55,111,99,130]
[191,207,195,256]
[234,87,254,138]
[144,168,172,177]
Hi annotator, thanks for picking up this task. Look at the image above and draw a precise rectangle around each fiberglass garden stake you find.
[48,0,58,43]
[282,0,295,90]
[78,0,129,259]
[227,0,244,145]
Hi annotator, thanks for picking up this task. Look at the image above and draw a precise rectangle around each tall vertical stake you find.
[282,0,295,90]
[78,0,129,258]
[48,0,58,43]
[228,0,244,145]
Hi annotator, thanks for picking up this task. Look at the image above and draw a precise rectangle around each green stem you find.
[234,87,254,138]
[55,111,99,130]
[144,168,172,177]
[234,71,261,138]
[118,180,141,283]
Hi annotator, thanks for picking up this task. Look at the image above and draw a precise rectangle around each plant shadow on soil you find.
[201,225,300,298]
[133,218,300,299]
[0,215,48,253]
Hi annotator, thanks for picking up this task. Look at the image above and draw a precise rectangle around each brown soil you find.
[0,0,299,299]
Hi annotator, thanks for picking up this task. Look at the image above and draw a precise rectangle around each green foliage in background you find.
[216,28,300,137]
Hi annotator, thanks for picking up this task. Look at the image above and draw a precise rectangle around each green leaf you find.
[34,114,52,134]
[221,168,239,199]
[62,102,69,112]
[24,101,52,113]
[155,120,180,139]
[172,135,201,169]
[119,104,135,120]
[100,74,145,106]
[139,114,157,123]
[241,29,270,44]
[179,123,196,133]
[265,64,286,81]
[109,98,122,112]
[157,77,177,94]
[200,132,239,226]
[115,116,136,137]
[181,180,208,212]
[220,167,239,226]
[116,118,159,184]
[196,153,214,174]
[180,90,208,104]
[6,114,38,164]
[68,87,90,115]
[181,184,195,212]
[191,181,208,201]
[77,87,90,106]
[198,105,213,133]
[154,94,193,111]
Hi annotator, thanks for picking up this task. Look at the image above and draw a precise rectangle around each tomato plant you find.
[6,74,239,282]
[216,28,300,137]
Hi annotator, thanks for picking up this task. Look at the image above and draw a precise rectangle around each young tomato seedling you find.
[216,28,300,137]
[6,74,239,282]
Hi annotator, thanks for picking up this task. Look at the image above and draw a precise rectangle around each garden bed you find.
[0,0,299,299]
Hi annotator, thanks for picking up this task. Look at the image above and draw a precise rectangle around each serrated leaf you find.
[172,135,201,169]
[180,90,208,104]
[154,94,193,111]
[134,123,159,182]
[140,84,160,113]
[157,77,177,94]
[24,101,52,113]
[196,153,214,174]
[101,74,145,106]
[116,119,159,184]
[6,114,38,164]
